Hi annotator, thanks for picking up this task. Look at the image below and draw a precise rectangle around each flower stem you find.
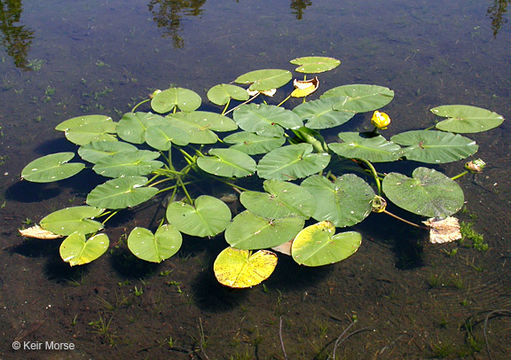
[277,94,292,107]
[101,210,119,225]
[131,98,151,112]
[382,209,427,229]
[359,159,381,195]
[221,98,231,115]
[224,93,260,116]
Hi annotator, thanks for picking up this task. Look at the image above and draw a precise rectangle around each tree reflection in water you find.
[487,0,508,37]
[0,0,34,70]
[290,0,312,20]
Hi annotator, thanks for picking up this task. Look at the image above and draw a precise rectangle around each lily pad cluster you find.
[19,56,504,288]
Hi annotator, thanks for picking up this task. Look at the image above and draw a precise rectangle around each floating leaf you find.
[166,112,218,144]
[197,148,256,178]
[223,132,285,155]
[92,150,163,178]
[207,84,250,105]
[233,104,302,137]
[391,130,478,164]
[290,56,341,73]
[329,132,402,162]
[431,105,504,133]
[382,167,464,218]
[301,174,374,227]
[40,206,104,236]
[19,225,62,239]
[225,211,304,250]
[127,225,182,263]
[257,143,331,180]
[235,69,292,91]
[151,87,202,113]
[145,124,190,150]
[117,112,166,144]
[166,195,231,237]
[21,152,85,183]
[182,111,237,132]
[240,180,315,219]
[55,115,112,131]
[78,141,138,164]
[321,84,394,113]
[59,232,109,266]
[86,176,158,209]
[291,221,361,266]
[293,97,355,129]
[214,247,278,288]
[64,121,117,145]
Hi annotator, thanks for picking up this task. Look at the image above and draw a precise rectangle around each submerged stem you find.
[224,92,260,116]
[131,98,151,112]
[451,170,469,180]
[101,211,119,225]
[277,94,292,107]
[382,209,428,229]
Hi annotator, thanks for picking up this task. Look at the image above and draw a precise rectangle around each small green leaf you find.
[86,176,158,209]
[21,152,85,183]
[60,232,109,266]
[207,84,249,105]
[92,150,163,178]
[290,56,341,73]
[321,84,394,113]
[197,148,256,178]
[40,206,104,236]
[235,69,292,91]
[293,97,355,129]
[223,132,285,155]
[329,132,402,162]
[127,225,182,263]
[151,87,202,113]
[431,105,504,133]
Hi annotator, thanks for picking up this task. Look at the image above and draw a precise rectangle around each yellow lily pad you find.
[213,247,278,288]
[291,77,319,98]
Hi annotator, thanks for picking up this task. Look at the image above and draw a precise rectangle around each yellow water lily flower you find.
[291,76,319,98]
[371,111,391,129]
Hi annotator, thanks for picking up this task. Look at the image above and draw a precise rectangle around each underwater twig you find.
[279,316,288,360]
[483,309,511,360]
[332,326,374,359]
[197,317,210,360]
[224,92,260,116]
[331,321,355,359]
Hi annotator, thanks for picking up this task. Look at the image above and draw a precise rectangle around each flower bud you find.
[371,195,387,213]
[371,111,391,130]
[149,89,162,99]
[464,158,486,173]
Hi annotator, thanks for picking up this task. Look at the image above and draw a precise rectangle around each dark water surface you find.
[1,1,510,359]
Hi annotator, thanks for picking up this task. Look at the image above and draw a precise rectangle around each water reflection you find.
[290,0,312,20]
[0,0,33,70]
[487,0,508,37]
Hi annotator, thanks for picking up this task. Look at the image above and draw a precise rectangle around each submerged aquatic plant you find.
[18,56,504,288]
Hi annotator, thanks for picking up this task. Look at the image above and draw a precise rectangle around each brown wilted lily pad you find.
[423,216,461,244]
[19,225,63,239]
[291,76,319,98]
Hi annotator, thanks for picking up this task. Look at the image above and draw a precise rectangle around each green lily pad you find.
[257,143,331,180]
[292,97,355,129]
[207,84,249,105]
[55,115,112,131]
[234,104,302,137]
[78,141,138,164]
[117,112,166,144]
[225,210,304,250]
[59,232,109,266]
[151,87,202,113]
[127,225,182,263]
[197,148,256,178]
[301,174,374,227]
[181,111,237,132]
[40,206,104,236]
[92,150,163,178]
[166,195,231,237]
[240,180,315,219]
[321,84,394,113]
[431,105,505,133]
[64,121,117,145]
[290,56,341,73]
[86,176,158,209]
[235,69,292,91]
[145,124,190,150]
[391,130,478,164]
[21,152,85,183]
[329,132,402,162]
[382,167,464,218]
[213,247,278,288]
[166,112,218,144]
[223,132,285,155]
[291,221,361,266]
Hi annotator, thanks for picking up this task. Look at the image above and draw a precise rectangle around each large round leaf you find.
[301,174,374,227]
[382,167,464,218]
[92,150,163,178]
[86,176,158,209]
[40,206,104,236]
[145,124,190,150]
[78,141,138,164]
[290,56,341,74]
[329,132,402,162]
[234,103,302,137]
[291,221,361,266]
[321,84,394,113]
[391,130,478,164]
[64,121,117,145]
[182,111,237,132]
[117,112,166,144]
[207,84,249,105]
[223,132,285,155]
[214,247,278,288]
[239,180,315,219]
[166,195,231,237]
[292,97,355,129]
[151,87,202,113]
[21,152,85,183]
[55,115,112,131]
[431,105,504,133]
[235,69,292,91]
[197,148,256,178]
[127,225,182,263]
[59,232,109,266]
[225,211,304,250]
[166,112,218,144]
[257,143,331,180]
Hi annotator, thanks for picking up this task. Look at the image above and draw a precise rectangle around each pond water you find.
[1,0,510,359]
